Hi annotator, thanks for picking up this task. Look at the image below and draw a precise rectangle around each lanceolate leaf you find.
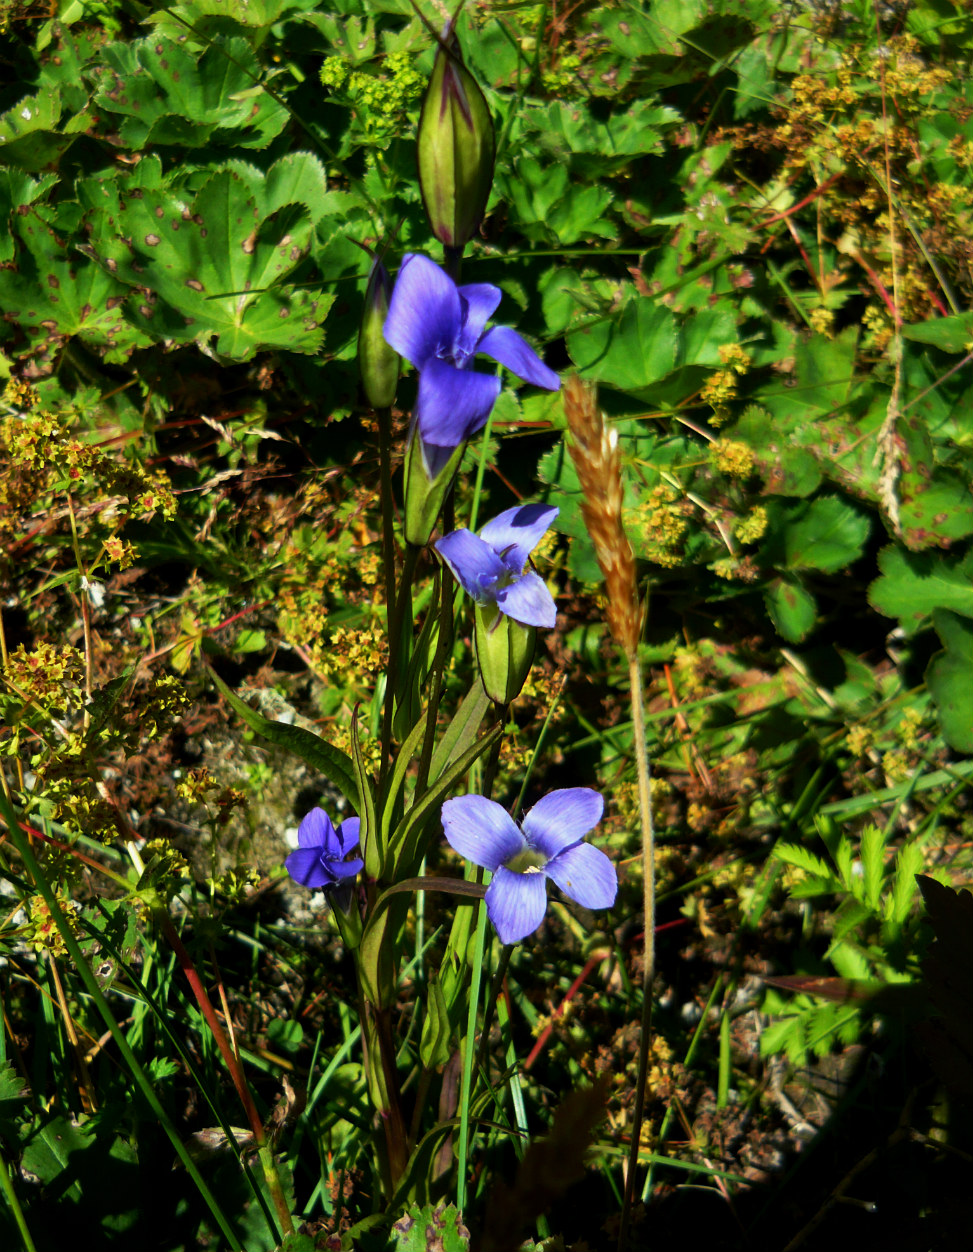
[387,724,503,880]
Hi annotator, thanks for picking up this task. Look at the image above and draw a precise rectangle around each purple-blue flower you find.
[285,807,363,891]
[383,253,560,475]
[441,789,616,944]
[435,503,558,628]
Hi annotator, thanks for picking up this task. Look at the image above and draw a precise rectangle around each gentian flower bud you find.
[417,26,495,251]
[358,255,399,409]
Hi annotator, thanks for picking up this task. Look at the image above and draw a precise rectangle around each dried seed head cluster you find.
[563,377,641,657]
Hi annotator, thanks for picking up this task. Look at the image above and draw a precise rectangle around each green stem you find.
[456,867,488,1215]
[618,652,655,1252]
[475,942,512,1077]
[0,1149,36,1252]
[382,542,420,777]
[377,404,398,791]
[0,805,245,1252]
[443,245,463,283]
[415,566,454,798]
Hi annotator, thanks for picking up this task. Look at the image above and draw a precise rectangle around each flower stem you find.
[443,244,463,283]
[415,564,454,798]
[377,404,397,789]
[381,542,419,778]
[618,650,655,1251]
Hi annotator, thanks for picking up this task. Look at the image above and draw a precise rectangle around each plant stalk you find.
[618,651,655,1251]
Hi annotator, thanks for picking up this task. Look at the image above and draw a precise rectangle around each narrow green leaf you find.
[381,710,430,848]
[427,678,490,784]
[388,725,503,880]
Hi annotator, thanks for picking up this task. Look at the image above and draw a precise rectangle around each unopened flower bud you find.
[417,27,495,250]
[358,255,399,409]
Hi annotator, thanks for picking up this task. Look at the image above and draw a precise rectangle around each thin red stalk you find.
[523,951,607,1072]
[159,913,264,1140]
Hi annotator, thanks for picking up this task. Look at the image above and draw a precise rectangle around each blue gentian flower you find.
[285,807,363,891]
[435,503,558,629]
[383,253,560,475]
[441,789,616,944]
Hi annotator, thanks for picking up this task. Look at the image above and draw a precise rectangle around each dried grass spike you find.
[563,376,641,657]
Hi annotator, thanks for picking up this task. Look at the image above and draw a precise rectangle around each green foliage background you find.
[1,0,971,1248]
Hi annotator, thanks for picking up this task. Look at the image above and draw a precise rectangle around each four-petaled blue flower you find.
[441,789,617,944]
[435,503,559,629]
[285,807,363,892]
[383,253,560,476]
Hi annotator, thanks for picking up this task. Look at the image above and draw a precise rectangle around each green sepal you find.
[404,433,465,547]
[351,706,381,881]
[474,605,536,705]
[331,892,363,951]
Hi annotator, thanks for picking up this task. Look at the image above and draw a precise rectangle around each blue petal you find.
[545,842,617,910]
[416,357,501,448]
[495,570,557,628]
[384,254,460,370]
[328,855,364,880]
[296,807,337,851]
[336,817,361,855]
[285,846,335,890]
[456,282,502,358]
[480,503,559,573]
[435,529,506,603]
[477,325,561,391]
[442,795,524,871]
[522,788,604,858]
[485,867,549,944]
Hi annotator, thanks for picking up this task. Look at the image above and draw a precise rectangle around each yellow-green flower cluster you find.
[700,345,751,423]
[734,504,768,544]
[542,53,582,94]
[4,642,87,714]
[320,51,424,140]
[628,483,692,568]
[710,438,755,479]
[28,893,80,956]
[319,626,387,681]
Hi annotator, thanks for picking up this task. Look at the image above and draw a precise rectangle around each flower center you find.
[505,848,547,875]
[436,341,471,370]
